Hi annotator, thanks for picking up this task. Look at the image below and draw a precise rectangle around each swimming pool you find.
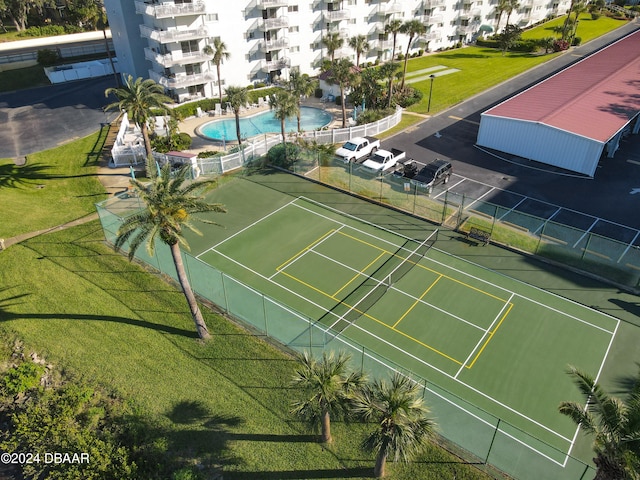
[197,106,332,141]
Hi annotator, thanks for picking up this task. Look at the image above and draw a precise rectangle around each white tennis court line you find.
[195,198,298,259]
[204,196,620,465]
[455,293,514,379]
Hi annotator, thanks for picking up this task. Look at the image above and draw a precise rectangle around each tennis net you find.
[322,229,438,338]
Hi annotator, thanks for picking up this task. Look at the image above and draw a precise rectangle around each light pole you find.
[427,74,436,113]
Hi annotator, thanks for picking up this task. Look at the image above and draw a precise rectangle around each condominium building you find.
[104,0,570,102]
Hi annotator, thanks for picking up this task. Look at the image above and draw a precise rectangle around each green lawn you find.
[403,14,630,114]
[0,128,108,239]
[0,64,50,92]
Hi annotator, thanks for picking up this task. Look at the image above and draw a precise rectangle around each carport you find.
[477,29,640,177]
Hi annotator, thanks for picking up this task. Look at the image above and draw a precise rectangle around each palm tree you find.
[327,58,359,128]
[495,0,510,33]
[399,20,426,90]
[269,89,299,162]
[378,61,399,109]
[322,32,344,63]
[353,373,436,478]
[105,75,171,173]
[384,19,403,61]
[504,0,521,31]
[113,164,226,340]
[348,35,370,67]
[559,366,640,480]
[291,351,366,443]
[287,72,318,132]
[207,38,230,103]
[224,86,248,145]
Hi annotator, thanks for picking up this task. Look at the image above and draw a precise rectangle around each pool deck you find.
[179,96,346,154]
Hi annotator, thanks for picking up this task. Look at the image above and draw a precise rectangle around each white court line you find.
[196,198,297,258]
[268,226,343,280]
[206,195,619,461]
[455,293,514,379]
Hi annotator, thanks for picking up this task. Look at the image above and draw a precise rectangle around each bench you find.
[467,227,491,246]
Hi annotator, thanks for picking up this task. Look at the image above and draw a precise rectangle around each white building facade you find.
[104,0,570,103]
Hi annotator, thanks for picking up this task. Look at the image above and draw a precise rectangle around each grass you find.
[403,14,630,114]
[0,218,497,480]
[0,127,108,239]
[0,64,50,92]
[0,25,23,43]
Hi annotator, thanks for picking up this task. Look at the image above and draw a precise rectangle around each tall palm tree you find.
[322,32,344,63]
[287,72,318,132]
[105,75,171,174]
[348,34,370,67]
[399,20,426,90]
[207,38,230,103]
[495,0,510,33]
[291,351,366,443]
[504,0,521,31]
[559,366,640,480]
[327,58,359,128]
[269,89,299,162]
[353,373,436,478]
[114,164,226,340]
[224,86,248,144]
[378,61,399,109]
[384,19,403,61]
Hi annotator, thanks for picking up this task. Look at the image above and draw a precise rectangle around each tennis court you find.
[193,193,619,469]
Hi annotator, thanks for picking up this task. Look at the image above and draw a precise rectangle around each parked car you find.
[335,136,380,163]
[410,159,452,190]
[361,148,406,173]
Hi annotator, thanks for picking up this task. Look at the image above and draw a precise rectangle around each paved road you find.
[0,75,118,160]
[392,20,640,229]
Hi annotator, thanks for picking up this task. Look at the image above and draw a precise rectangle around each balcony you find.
[140,25,209,44]
[423,32,441,41]
[260,16,289,30]
[149,70,216,89]
[260,37,290,52]
[259,0,289,6]
[427,0,446,6]
[262,57,291,71]
[456,25,475,35]
[375,39,393,50]
[378,2,403,16]
[425,14,443,24]
[324,10,351,21]
[134,1,206,19]
[144,47,212,67]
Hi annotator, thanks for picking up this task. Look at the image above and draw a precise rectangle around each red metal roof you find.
[483,30,640,143]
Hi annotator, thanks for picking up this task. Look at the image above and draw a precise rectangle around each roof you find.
[483,30,640,143]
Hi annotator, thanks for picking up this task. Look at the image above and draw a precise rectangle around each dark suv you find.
[410,159,452,190]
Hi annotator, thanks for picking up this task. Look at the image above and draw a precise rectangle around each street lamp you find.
[427,74,436,113]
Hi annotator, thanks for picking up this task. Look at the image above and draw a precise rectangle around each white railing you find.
[135,0,206,18]
[140,25,209,44]
[196,106,403,176]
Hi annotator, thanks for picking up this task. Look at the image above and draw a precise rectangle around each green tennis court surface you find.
[194,192,618,467]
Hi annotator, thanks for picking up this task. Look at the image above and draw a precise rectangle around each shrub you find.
[476,38,499,49]
[267,142,300,168]
[37,49,59,66]
[315,87,323,98]
[571,36,582,46]
[552,39,570,52]
[174,132,192,150]
[1,361,44,396]
[418,49,424,56]
[511,40,538,52]
[254,82,266,88]
[397,53,404,60]
[356,108,395,126]
[197,151,223,159]
[591,12,601,19]
[395,86,423,108]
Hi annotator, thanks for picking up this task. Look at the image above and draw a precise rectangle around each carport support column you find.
[606,131,623,158]
[633,114,640,135]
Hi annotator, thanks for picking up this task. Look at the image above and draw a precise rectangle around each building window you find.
[288,5,298,12]
[206,14,218,22]
[181,40,199,55]
[290,46,300,53]
[289,26,299,33]
[185,64,201,75]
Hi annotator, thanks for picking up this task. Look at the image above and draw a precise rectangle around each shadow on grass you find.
[0,162,53,188]
[223,467,373,479]
[0,287,196,338]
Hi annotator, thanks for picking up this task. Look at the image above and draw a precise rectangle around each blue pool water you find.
[198,106,332,141]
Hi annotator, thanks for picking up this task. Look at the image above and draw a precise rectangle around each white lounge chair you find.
[214,104,222,116]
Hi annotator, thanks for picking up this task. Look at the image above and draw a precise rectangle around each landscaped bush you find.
[395,86,423,108]
[36,48,59,66]
[197,150,223,159]
[267,142,300,168]
[151,132,192,153]
[571,36,582,46]
[511,39,539,52]
[18,25,83,37]
[553,39,570,51]
[475,38,500,49]
[356,108,395,126]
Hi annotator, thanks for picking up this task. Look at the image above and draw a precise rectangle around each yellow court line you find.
[391,325,464,365]
[279,270,339,301]
[333,251,388,297]
[393,275,443,328]
[276,229,336,272]
[336,229,393,254]
[466,302,514,369]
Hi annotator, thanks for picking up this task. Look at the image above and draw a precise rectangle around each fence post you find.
[221,273,230,313]
[361,346,365,374]
[262,294,269,336]
[581,233,592,260]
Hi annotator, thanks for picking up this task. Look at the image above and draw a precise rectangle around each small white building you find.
[477,30,640,177]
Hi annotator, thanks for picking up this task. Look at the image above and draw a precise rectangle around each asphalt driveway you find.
[0,75,118,161]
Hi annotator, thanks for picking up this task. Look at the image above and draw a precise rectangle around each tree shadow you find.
[0,161,53,188]
[610,363,640,396]
[0,286,196,338]
[223,467,373,479]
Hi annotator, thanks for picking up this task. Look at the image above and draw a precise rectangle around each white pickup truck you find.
[361,148,407,174]
[335,136,380,163]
